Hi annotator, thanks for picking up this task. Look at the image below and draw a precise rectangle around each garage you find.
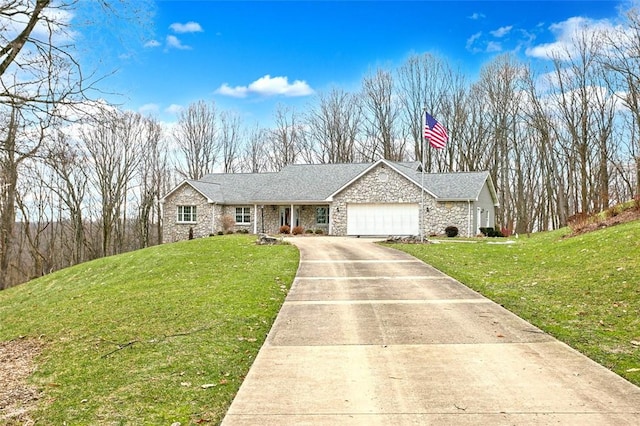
[346,203,419,236]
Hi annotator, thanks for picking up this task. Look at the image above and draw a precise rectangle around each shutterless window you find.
[316,207,329,224]
[235,207,251,224]
[177,205,197,223]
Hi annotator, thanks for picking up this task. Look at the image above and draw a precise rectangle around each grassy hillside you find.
[2,222,639,424]
[393,220,640,386]
[0,235,299,425]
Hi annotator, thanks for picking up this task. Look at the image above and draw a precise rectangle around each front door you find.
[280,207,290,227]
[279,207,300,228]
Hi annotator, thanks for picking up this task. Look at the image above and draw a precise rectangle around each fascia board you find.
[160,180,215,204]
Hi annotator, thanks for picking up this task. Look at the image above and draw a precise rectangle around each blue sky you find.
[100,0,626,125]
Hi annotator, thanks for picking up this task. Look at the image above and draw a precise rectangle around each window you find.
[235,207,251,224]
[316,207,329,225]
[177,205,197,223]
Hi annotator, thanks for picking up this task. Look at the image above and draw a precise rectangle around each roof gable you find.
[328,159,437,199]
[160,180,217,203]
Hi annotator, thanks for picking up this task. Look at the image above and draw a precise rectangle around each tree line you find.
[2,2,640,288]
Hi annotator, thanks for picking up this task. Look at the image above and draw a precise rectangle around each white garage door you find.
[347,203,419,236]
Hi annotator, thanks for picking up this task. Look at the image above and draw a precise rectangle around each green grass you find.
[3,223,639,423]
[0,235,299,425]
[391,221,640,386]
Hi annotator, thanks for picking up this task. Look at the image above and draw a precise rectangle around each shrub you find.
[217,231,224,236]
[292,226,304,235]
[279,225,291,234]
[221,215,235,233]
[444,226,458,238]
[236,228,249,234]
[605,205,621,218]
[567,212,590,232]
[305,229,314,234]
[479,227,493,237]
[314,229,324,235]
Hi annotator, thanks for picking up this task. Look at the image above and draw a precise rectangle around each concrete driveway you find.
[221,237,640,425]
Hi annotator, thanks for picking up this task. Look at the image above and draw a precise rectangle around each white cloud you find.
[139,103,160,114]
[466,32,482,52]
[169,21,203,33]
[166,35,191,50]
[215,75,315,98]
[165,104,184,115]
[216,83,248,98]
[250,75,314,96]
[526,16,614,60]
[469,12,485,20]
[491,25,513,38]
[144,39,161,48]
[486,41,502,53]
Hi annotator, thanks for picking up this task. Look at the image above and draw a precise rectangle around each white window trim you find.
[177,205,197,224]
[235,206,251,224]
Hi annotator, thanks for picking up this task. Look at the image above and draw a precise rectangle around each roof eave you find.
[159,180,216,204]
[437,198,476,202]
[248,200,332,205]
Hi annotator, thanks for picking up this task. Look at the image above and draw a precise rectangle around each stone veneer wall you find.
[331,163,471,237]
[296,206,330,234]
[211,205,329,235]
[430,201,471,237]
[162,185,214,243]
[162,169,478,241]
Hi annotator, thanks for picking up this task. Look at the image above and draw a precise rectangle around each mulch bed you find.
[0,338,44,425]
[568,209,640,236]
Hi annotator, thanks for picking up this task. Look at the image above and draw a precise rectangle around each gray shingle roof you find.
[170,160,493,204]
[391,163,492,201]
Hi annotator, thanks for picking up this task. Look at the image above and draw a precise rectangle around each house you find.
[160,159,499,242]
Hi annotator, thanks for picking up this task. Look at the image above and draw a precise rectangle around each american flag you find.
[424,112,448,149]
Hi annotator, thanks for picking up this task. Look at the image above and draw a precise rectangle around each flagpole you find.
[420,106,426,243]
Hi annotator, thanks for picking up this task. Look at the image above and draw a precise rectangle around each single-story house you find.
[160,159,498,242]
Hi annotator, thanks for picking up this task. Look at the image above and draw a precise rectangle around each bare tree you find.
[549,25,610,215]
[0,102,52,288]
[522,68,568,229]
[137,116,166,247]
[1,0,51,83]
[396,53,456,167]
[475,54,525,228]
[44,130,89,264]
[240,124,269,173]
[268,104,300,171]
[454,84,492,172]
[303,87,362,164]
[15,161,58,279]
[360,68,403,161]
[0,1,151,288]
[219,110,241,173]
[174,100,219,180]
[601,7,640,196]
[82,109,145,257]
